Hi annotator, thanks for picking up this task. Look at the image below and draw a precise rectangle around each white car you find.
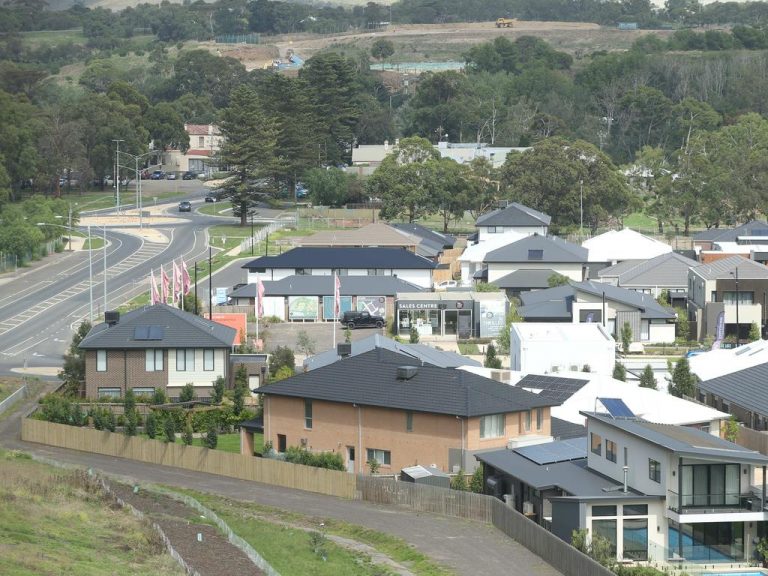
[434,280,458,290]
[167,173,177,180]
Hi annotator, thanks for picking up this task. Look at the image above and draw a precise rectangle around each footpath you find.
[0,390,562,576]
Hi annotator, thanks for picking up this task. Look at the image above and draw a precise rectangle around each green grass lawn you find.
[138,433,241,453]
[173,489,453,576]
[253,431,264,455]
[208,224,263,253]
[0,379,21,402]
[0,450,184,576]
[457,342,480,355]
[20,28,86,47]
[197,203,234,217]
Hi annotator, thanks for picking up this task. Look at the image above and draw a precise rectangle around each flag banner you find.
[257,277,265,318]
[334,274,341,317]
[161,265,170,303]
[150,269,160,305]
[181,260,191,295]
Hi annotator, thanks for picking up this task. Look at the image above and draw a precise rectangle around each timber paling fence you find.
[23,418,611,576]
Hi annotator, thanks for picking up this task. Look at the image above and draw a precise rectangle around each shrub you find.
[469,465,484,493]
[232,384,245,415]
[211,376,225,404]
[182,421,193,445]
[37,395,75,424]
[409,326,419,343]
[124,410,137,436]
[123,388,136,412]
[104,410,116,432]
[151,388,167,405]
[484,343,502,369]
[451,469,468,491]
[612,362,626,381]
[179,383,195,403]
[269,346,295,376]
[71,403,85,426]
[284,446,345,470]
[163,417,176,443]
[145,412,158,439]
[203,425,218,449]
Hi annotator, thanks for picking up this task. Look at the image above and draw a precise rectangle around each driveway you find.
[0,392,561,576]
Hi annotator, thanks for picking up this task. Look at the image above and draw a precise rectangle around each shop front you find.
[395,292,508,339]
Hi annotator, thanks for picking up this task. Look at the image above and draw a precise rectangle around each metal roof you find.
[492,269,557,289]
[303,334,480,371]
[476,202,552,227]
[515,374,590,404]
[484,234,587,264]
[586,412,768,464]
[598,252,698,288]
[583,229,672,263]
[515,437,587,465]
[242,247,437,271]
[551,417,587,440]
[698,362,768,419]
[694,220,768,242]
[390,223,456,249]
[257,348,558,417]
[230,275,424,298]
[79,304,237,349]
[690,255,768,280]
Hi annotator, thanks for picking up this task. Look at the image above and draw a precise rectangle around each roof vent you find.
[105,311,120,326]
[397,366,419,380]
[337,343,352,357]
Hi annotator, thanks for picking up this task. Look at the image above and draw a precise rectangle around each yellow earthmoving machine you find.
[495,18,516,28]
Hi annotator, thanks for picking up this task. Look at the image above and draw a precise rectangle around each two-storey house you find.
[79,304,236,400]
[475,202,551,243]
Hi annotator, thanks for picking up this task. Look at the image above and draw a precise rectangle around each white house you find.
[161,124,223,175]
[583,229,672,264]
[510,323,615,375]
[484,234,588,285]
[475,202,551,243]
[458,233,525,286]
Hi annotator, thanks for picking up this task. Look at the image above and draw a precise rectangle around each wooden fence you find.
[737,425,768,456]
[21,419,356,499]
[358,476,614,576]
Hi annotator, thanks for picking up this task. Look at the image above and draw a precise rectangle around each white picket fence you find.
[0,384,28,416]
[238,218,295,254]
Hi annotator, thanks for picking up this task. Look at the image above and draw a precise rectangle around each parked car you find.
[340,310,385,329]
[204,193,218,203]
[434,280,458,290]
[178,201,192,212]
[167,172,177,180]
[150,170,164,180]
[182,171,197,180]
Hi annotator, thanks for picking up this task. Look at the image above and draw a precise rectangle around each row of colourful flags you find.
[150,259,191,306]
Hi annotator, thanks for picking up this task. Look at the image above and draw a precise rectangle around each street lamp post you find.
[112,139,125,213]
[118,150,153,229]
[731,267,740,346]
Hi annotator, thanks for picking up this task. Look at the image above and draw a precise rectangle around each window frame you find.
[176,349,195,372]
[606,439,617,463]
[591,432,602,456]
[203,349,214,371]
[536,407,543,431]
[366,448,391,466]
[97,387,120,399]
[145,349,163,372]
[480,414,505,439]
[649,458,661,483]
[96,349,107,372]
[304,399,313,429]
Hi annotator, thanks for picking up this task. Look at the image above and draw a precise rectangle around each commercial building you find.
[395,291,508,339]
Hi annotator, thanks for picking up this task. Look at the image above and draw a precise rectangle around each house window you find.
[649,458,661,483]
[623,518,648,561]
[592,519,617,556]
[96,350,107,372]
[203,349,214,371]
[723,291,754,305]
[480,414,505,439]
[198,136,204,147]
[295,268,310,275]
[304,399,313,429]
[591,432,602,456]
[145,349,163,372]
[406,411,413,432]
[277,434,287,453]
[623,504,648,516]
[487,226,497,233]
[536,408,543,431]
[711,291,717,302]
[366,448,391,466]
[97,387,120,399]
[624,446,628,466]
[132,387,155,397]
[176,349,195,371]
[524,410,532,432]
[592,505,617,516]
[606,439,617,463]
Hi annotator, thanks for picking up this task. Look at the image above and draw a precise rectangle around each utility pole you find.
[88,225,93,321]
[103,226,107,314]
[579,179,584,241]
[112,139,124,213]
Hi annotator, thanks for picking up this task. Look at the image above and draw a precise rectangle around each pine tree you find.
[233,383,245,415]
[620,322,632,354]
[669,357,695,398]
[613,362,627,381]
[124,410,137,436]
[639,364,658,389]
[484,343,502,369]
[182,421,193,446]
[204,425,218,449]
[58,320,91,397]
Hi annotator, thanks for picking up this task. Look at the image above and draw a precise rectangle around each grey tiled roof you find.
[79,304,237,349]
[699,363,768,419]
[230,275,424,298]
[257,348,557,417]
[492,269,557,289]
[476,202,551,227]
[586,412,768,464]
[391,223,456,248]
[484,234,587,264]
[303,334,480,371]
[243,247,436,271]
[691,255,768,280]
[551,417,587,440]
[598,252,698,288]
[693,220,768,242]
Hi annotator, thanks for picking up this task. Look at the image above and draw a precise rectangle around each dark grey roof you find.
[492,269,558,289]
[515,374,590,404]
[230,275,424,298]
[79,304,236,349]
[699,363,768,419]
[484,234,587,264]
[303,333,480,371]
[691,256,768,280]
[243,247,436,271]
[518,281,675,321]
[551,417,587,440]
[257,348,557,417]
[586,412,768,464]
[694,220,768,242]
[239,417,263,431]
[515,437,587,464]
[598,252,698,288]
[391,223,456,249]
[476,202,551,228]
[476,450,624,496]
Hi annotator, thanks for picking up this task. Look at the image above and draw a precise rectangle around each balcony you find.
[668,490,766,516]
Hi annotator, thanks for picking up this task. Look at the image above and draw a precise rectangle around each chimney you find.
[396,366,418,380]
[105,311,120,326]
[623,466,629,493]
[337,343,352,357]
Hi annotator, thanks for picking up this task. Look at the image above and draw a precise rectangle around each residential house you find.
[479,412,768,567]
[79,304,236,400]
[583,229,672,265]
[303,335,480,371]
[693,220,768,257]
[697,361,768,431]
[458,233,526,286]
[242,247,437,289]
[509,323,616,375]
[597,252,698,308]
[475,202,551,243]
[687,255,768,341]
[161,124,223,175]
[517,280,676,345]
[390,223,456,251]
[228,275,423,322]
[248,348,557,473]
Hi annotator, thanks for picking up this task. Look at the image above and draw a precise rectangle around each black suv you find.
[340,310,385,329]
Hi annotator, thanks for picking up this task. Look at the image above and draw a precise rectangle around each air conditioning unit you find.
[300,437,308,447]
[523,501,534,515]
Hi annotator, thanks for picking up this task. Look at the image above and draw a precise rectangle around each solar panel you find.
[598,397,635,419]
[516,374,589,403]
[528,249,544,261]
[148,326,164,340]
[133,326,164,340]
[515,437,587,465]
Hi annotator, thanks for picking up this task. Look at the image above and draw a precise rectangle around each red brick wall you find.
[85,349,168,398]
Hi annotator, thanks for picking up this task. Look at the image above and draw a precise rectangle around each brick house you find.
[79,304,236,400]
[249,348,557,474]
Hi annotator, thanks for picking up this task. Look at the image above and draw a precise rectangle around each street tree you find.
[668,357,695,398]
[639,364,658,389]
[58,320,92,397]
